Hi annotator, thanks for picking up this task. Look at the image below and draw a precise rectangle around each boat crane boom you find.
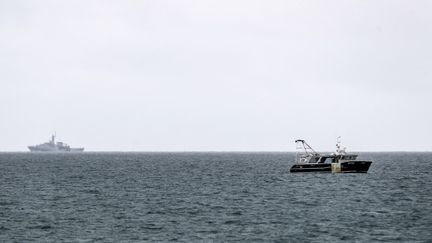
[295,139,319,155]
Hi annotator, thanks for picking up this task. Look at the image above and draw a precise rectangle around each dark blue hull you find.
[290,163,332,172]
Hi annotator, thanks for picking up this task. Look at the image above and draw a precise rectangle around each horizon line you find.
[0,150,431,153]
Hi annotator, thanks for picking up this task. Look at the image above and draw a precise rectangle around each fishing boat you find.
[290,138,372,173]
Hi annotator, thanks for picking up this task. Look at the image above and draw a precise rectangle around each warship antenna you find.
[51,132,56,144]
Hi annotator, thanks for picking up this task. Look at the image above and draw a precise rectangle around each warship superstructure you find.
[28,134,84,152]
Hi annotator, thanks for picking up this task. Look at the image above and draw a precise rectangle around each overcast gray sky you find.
[1,0,431,151]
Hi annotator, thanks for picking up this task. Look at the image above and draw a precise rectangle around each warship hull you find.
[28,146,84,152]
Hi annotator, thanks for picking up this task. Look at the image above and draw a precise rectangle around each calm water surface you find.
[1,152,431,242]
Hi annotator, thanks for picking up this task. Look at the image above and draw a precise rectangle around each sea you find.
[0,152,431,242]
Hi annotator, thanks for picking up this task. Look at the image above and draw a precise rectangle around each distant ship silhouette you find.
[28,134,84,152]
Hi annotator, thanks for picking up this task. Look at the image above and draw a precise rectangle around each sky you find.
[0,0,431,151]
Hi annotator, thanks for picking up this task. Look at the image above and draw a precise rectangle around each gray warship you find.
[28,134,84,152]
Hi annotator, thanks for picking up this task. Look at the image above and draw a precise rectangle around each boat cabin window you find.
[298,155,333,163]
[304,156,328,163]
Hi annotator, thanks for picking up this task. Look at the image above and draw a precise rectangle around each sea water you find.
[1,152,431,242]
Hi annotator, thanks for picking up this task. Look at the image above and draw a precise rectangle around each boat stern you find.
[332,160,372,173]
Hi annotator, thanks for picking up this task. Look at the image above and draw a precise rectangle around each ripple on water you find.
[0,152,432,242]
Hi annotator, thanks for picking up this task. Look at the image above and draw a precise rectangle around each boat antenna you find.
[335,136,346,154]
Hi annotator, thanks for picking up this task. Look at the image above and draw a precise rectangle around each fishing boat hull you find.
[290,163,332,172]
[331,160,372,173]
